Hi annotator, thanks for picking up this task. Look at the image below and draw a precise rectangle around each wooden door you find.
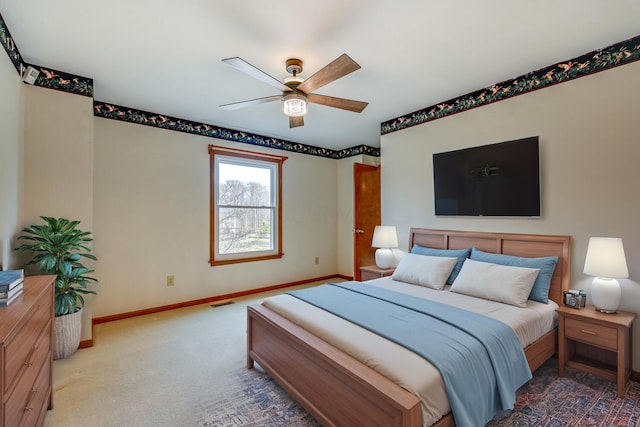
[353,163,380,280]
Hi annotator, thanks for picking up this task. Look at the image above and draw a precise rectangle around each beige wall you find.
[22,85,95,339]
[0,51,22,269]
[92,118,338,317]
[381,60,640,369]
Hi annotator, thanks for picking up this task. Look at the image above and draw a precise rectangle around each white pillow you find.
[391,253,457,290]
[450,259,540,307]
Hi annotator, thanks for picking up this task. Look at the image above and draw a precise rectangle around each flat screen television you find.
[433,136,540,216]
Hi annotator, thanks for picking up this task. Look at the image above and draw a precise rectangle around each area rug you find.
[197,364,320,427]
[488,359,640,426]
[200,358,640,426]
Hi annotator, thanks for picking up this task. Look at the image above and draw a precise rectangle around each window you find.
[209,145,286,265]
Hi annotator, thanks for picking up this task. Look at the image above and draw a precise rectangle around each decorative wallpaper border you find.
[0,12,22,73]
[31,66,93,97]
[93,101,380,159]
[381,34,640,135]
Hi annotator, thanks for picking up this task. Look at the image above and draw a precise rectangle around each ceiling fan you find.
[220,53,368,128]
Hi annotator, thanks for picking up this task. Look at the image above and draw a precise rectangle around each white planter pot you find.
[53,308,82,360]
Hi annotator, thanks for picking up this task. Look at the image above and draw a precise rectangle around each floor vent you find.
[211,301,234,308]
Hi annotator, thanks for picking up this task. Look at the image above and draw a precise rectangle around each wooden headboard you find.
[409,228,571,306]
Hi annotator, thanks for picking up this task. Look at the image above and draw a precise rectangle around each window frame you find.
[209,145,286,266]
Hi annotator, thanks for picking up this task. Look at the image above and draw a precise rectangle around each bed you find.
[247,229,571,427]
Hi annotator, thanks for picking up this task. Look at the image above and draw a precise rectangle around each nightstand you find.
[557,305,636,398]
[360,265,395,281]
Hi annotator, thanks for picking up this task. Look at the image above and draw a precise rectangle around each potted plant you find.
[16,216,97,359]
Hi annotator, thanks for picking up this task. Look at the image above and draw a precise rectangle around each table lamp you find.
[372,226,398,269]
[583,237,629,313]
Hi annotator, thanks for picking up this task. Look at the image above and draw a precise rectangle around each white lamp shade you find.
[372,226,398,249]
[583,237,628,314]
[583,237,629,279]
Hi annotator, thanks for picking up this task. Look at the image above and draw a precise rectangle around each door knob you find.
[353,228,365,234]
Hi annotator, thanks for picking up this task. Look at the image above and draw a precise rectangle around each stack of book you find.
[0,269,24,306]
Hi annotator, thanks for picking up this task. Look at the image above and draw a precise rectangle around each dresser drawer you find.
[565,317,617,351]
[4,320,51,426]
[5,352,51,427]
[4,291,51,394]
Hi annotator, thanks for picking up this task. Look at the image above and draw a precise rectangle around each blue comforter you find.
[287,282,532,427]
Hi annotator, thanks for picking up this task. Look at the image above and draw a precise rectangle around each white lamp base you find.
[375,248,394,269]
[590,277,621,314]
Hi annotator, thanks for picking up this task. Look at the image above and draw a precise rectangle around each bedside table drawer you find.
[565,318,617,351]
[360,265,395,281]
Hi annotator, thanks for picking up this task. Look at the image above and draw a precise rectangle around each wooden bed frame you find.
[247,229,571,427]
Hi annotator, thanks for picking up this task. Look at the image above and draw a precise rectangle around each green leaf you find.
[17,216,99,317]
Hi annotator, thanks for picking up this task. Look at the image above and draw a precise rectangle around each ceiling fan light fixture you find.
[282,93,308,117]
[222,54,366,126]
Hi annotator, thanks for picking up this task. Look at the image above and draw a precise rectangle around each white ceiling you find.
[1,1,639,151]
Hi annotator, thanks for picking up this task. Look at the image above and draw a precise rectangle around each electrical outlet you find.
[315,257,319,265]
[167,275,175,286]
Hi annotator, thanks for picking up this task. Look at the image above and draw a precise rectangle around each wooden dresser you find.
[0,275,55,427]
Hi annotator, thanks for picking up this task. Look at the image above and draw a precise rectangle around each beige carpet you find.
[43,280,337,427]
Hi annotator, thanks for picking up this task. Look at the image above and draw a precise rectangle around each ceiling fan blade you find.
[307,93,368,113]
[289,116,304,128]
[296,53,361,94]
[220,95,281,111]
[222,57,291,92]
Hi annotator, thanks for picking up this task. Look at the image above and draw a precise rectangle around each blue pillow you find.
[470,248,558,303]
[410,245,471,284]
